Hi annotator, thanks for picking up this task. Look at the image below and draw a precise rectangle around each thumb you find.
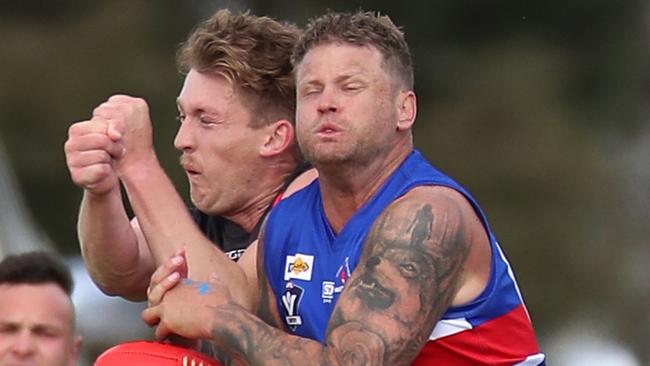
[107,119,124,141]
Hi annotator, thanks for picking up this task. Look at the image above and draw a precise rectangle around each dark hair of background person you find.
[0,251,74,296]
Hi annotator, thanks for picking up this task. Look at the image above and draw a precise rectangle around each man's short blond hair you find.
[178,9,300,128]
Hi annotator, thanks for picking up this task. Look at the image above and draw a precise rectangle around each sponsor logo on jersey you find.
[284,253,314,281]
[281,282,304,331]
[322,257,351,303]
[321,281,337,303]
[225,249,246,261]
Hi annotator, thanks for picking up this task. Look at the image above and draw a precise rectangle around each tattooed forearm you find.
[212,303,327,365]
[327,315,388,365]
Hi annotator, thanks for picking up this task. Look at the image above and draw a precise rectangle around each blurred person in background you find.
[0,251,82,366]
[63,9,312,311]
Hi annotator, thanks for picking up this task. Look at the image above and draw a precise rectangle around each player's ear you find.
[396,90,416,131]
[260,119,294,157]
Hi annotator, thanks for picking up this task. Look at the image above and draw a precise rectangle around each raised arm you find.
[65,118,154,300]
[93,95,254,309]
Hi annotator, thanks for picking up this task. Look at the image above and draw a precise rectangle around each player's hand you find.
[92,95,156,176]
[145,248,202,348]
[142,272,235,341]
[64,118,124,195]
[147,248,187,309]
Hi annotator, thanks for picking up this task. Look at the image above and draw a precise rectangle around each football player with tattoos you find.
[144,10,546,365]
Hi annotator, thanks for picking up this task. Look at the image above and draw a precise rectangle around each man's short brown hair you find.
[292,11,414,91]
[178,9,300,128]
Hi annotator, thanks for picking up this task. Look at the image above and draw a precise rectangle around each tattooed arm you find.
[146,186,482,365]
[323,186,474,365]
[143,186,486,364]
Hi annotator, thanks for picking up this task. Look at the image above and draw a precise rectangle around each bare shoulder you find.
[282,168,318,199]
[394,185,491,306]
[376,185,479,251]
[396,185,473,216]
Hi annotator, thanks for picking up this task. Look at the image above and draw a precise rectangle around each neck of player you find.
[317,143,412,234]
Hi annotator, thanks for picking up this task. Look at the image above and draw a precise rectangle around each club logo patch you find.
[281,282,304,331]
[284,253,314,281]
[336,256,351,284]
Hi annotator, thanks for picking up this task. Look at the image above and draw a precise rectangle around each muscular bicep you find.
[324,188,472,365]
[254,222,286,330]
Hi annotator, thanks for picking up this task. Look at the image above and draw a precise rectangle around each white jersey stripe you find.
[495,241,531,320]
[428,317,473,340]
[514,353,546,365]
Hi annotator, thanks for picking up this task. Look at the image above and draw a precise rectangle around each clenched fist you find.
[64,117,124,195]
[92,95,156,174]
[64,95,157,194]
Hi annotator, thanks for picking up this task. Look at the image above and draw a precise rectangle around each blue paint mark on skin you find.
[179,278,210,295]
[198,282,210,295]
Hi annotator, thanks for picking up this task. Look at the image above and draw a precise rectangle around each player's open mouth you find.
[181,162,201,176]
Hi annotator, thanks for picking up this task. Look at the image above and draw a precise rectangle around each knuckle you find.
[64,153,79,167]
[63,139,74,153]
[69,171,83,183]
[67,123,79,136]
[95,163,111,176]
[93,104,106,114]
[68,121,89,136]
[99,150,111,163]
[135,98,148,110]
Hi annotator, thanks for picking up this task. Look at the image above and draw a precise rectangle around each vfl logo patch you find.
[284,253,314,281]
[281,282,304,331]
[322,257,351,303]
